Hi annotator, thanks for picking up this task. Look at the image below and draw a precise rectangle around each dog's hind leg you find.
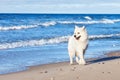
[75,53,79,64]
[76,57,79,64]
[78,50,86,65]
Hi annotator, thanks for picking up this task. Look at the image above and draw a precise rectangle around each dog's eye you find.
[77,32,80,34]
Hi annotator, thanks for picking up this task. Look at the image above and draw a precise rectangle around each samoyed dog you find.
[68,25,88,65]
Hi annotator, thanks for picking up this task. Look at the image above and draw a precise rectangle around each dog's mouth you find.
[74,36,81,40]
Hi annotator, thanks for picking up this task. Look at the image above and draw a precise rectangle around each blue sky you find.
[0,0,120,14]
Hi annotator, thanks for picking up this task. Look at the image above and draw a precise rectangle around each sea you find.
[0,14,120,74]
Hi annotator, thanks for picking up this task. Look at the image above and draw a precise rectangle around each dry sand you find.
[0,52,120,80]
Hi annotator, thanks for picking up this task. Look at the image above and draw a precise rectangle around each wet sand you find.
[0,51,120,80]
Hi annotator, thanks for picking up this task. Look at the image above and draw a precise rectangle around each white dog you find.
[68,25,88,65]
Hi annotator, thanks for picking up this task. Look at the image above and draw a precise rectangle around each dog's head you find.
[74,25,87,40]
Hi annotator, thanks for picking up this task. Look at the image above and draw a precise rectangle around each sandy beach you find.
[0,51,120,80]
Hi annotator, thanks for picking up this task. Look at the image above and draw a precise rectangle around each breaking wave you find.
[89,33,120,39]
[40,21,56,27]
[0,25,38,31]
[0,33,120,50]
[0,19,120,31]
[58,19,120,24]
[0,36,69,50]
[0,21,56,31]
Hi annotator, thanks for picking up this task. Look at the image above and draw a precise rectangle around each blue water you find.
[0,14,120,74]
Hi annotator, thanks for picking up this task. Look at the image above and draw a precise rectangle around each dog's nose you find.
[74,35,76,38]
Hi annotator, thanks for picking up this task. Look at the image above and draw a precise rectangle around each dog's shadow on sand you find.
[87,56,120,65]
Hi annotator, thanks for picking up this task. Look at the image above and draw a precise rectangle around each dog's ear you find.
[82,26,85,30]
[75,25,79,29]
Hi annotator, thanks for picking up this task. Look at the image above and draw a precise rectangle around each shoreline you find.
[0,51,120,80]
[0,50,119,75]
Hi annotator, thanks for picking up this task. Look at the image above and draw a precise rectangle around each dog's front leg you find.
[70,56,73,65]
[68,51,74,65]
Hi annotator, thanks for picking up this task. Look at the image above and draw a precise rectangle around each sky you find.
[0,0,120,14]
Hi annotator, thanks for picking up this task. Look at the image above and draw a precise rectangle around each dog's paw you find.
[78,60,86,65]
[70,62,73,65]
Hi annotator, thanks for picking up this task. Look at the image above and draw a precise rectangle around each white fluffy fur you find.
[68,25,88,65]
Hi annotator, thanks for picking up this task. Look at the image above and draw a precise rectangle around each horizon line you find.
[0,13,120,15]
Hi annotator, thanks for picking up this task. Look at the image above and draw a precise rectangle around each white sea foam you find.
[58,21,94,24]
[58,21,73,24]
[0,25,38,31]
[84,16,92,20]
[89,33,120,39]
[40,21,56,27]
[0,33,120,50]
[101,19,115,24]
[113,19,120,22]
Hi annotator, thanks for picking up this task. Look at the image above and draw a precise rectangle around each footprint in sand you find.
[98,62,105,64]
[118,62,119,64]
[71,69,75,71]
[102,72,104,74]
[76,76,79,79]
[59,68,63,71]
[107,72,111,74]
[102,71,111,74]
[73,67,76,69]
[71,68,76,71]
[40,71,43,74]
[72,66,77,71]
[44,71,48,73]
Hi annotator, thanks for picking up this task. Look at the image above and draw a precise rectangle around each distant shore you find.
[0,51,120,80]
